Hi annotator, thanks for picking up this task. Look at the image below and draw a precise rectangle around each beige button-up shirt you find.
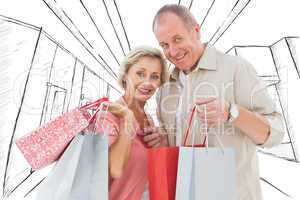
[156,45,284,200]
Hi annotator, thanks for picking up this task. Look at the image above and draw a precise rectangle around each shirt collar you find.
[170,44,217,81]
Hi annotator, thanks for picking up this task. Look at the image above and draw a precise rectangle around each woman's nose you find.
[141,76,154,85]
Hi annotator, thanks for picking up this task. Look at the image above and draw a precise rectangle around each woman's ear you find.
[122,74,127,85]
[123,73,131,90]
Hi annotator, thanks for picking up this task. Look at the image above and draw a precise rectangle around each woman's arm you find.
[106,103,135,179]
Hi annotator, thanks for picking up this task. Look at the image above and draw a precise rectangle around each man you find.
[151,4,284,200]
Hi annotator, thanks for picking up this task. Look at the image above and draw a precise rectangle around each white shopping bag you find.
[36,102,109,200]
[175,105,236,200]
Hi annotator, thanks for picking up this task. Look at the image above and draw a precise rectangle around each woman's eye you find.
[151,74,160,80]
[137,71,145,78]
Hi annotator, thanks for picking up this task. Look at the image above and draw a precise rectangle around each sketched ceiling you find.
[0,0,300,199]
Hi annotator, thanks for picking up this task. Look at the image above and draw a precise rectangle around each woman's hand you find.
[105,102,135,137]
[143,127,169,148]
[105,102,131,118]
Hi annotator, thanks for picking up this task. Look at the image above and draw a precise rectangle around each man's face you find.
[153,12,201,71]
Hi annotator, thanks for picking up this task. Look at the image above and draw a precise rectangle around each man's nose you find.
[169,45,179,57]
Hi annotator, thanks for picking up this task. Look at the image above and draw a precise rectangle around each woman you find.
[96,46,169,200]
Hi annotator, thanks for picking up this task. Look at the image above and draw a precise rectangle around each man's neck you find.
[183,43,207,74]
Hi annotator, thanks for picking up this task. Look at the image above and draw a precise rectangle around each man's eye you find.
[174,37,182,43]
[161,44,168,49]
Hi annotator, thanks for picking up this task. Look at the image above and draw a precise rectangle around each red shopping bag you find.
[148,106,206,200]
[15,97,109,170]
[148,147,179,200]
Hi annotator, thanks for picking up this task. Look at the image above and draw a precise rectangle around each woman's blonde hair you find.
[118,45,169,89]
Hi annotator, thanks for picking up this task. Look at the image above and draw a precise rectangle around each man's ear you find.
[195,24,200,32]
[195,24,201,40]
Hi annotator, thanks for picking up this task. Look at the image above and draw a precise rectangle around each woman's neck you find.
[122,94,145,114]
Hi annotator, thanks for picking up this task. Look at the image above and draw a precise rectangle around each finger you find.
[207,121,218,128]
[198,112,218,120]
[196,104,217,114]
[144,133,160,142]
[199,111,224,120]
[200,105,216,112]
[108,102,126,111]
[199,113,222,120]
[197,109,218,116]
[143,126,157,134]
[199,118,220,125]
[147,137,161,147]
[205,100,219,110]
[106,104,122,114]
[151,142,161,148]
[195,97,216,105]
[143,133,160,142]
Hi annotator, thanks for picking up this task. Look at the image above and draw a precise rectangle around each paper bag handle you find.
[182,105,207,147]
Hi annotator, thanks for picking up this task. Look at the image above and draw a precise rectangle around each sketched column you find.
[270,37,300,162]
[2,27,42,196]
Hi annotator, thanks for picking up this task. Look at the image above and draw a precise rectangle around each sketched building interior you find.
[0,0,299,199]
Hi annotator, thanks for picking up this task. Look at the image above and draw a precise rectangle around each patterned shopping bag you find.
[15,97,109,170]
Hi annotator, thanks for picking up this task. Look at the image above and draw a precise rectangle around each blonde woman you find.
[96,46,169,200]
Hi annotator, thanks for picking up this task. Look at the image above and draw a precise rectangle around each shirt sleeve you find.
[95,111,120,146]
[155,89,169,131]
[155,88,164,127]
[234,57,285,148]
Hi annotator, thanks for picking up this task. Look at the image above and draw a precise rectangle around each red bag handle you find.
[80,97,110,124]
[182,105,207,147]
[80,97,109,110]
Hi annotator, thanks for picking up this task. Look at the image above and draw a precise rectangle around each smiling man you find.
[152,4,285,200]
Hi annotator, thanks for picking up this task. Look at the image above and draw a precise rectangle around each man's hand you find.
[195,97,229,128]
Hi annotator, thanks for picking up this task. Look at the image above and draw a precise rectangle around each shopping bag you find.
[15,97,109,170]
[148,106,206,200]
[35,132,108,200]
[148,147,179,200]
[175,105,236,200]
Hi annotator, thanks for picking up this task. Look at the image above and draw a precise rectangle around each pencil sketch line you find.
[102,0,126,56]
[2,27,42,196]
[113,0,131,51]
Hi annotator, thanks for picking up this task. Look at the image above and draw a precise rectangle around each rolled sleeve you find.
[234,57,285,148]
[258,112,285,148]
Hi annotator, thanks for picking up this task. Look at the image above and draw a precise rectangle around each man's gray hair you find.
[152,4,198,31]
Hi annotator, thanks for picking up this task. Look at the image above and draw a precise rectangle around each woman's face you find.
[124,56,163,103]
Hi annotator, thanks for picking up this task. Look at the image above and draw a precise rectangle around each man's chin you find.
[175,63,191,71]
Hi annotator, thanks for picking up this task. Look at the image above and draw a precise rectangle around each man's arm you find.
[232,105,270,145]
[196,57,284,147]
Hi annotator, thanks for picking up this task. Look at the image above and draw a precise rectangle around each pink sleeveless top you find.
[95,99,154,200]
